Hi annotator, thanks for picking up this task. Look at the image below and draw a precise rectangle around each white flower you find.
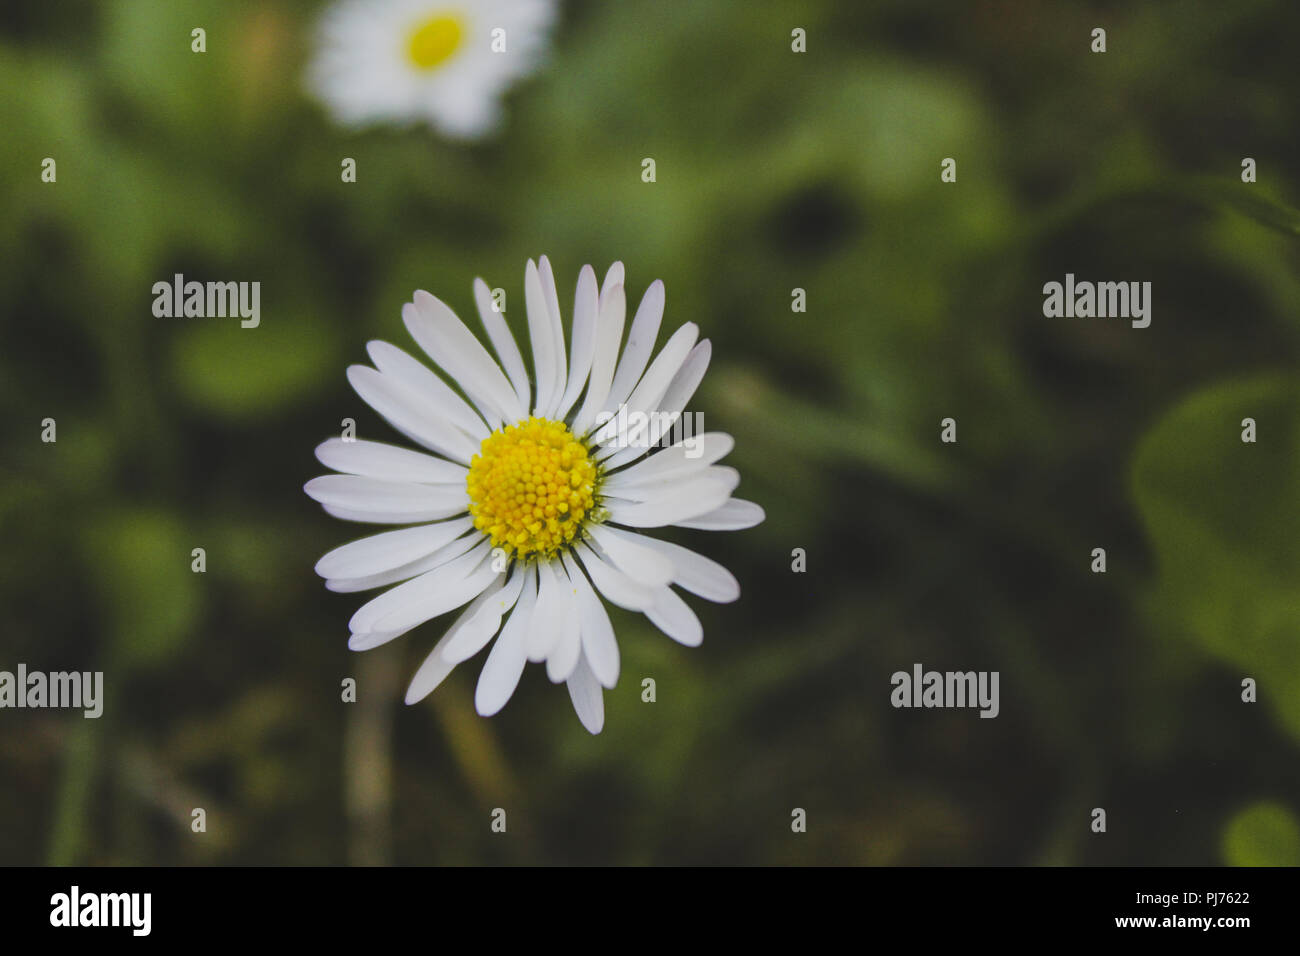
[306,257,764,733]
[306,0,556,139]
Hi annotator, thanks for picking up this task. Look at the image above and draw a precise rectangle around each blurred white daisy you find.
[306,257,764,733]
[306,0,557,139]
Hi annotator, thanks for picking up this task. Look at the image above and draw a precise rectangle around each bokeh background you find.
[3,0,1300,866]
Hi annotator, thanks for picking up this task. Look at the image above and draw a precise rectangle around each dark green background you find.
[2,0,1299,865]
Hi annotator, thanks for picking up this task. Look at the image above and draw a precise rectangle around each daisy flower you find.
[305,257,764,733]
[306,0,556,139]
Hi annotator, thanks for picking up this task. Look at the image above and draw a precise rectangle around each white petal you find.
[347,540,489,640]
[544,561,583,682]
[604,432,734,489]
[442,564,527,664]
[368,545,502,638]
[562,552,619,688]
[537,255,568,417]
[474,565,538,716]
[365,340,488,439]
[603,464,740,504]
[403,299,503,430]
[474,277,531,413]
[325,527,480,592]
[547,624,582,684]
[593,322,698,454]
[305,474,470,523]
[602,279,664,415]
[524,259,560,416]
[571,266,626,436]
[406,291,524,424]
[586,524,675,589]
[404,635,460,705]
[602,340,711,470]
[315,438,469,485]
[600,262,625,296]
[403,578,509,705]
[574,542,656,610]
[349,560,497,651]
[603,471,736,528]
[525,558,568,662]
[637,536,740,603]
[553,264,598,420]
[347,364,479,464]
[645,587,703,647]
[677,498,766,531]
[315,516,475,580]
[566,652,605,735]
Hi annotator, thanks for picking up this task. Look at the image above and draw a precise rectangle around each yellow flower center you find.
[467,418,599,560]
[406,14,464,71]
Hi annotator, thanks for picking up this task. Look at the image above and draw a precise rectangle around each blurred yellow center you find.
[406,14,464,70]
[467,418,598,559]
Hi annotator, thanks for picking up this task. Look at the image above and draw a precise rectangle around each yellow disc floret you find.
[406,14,464,71]
[467,417,599,560]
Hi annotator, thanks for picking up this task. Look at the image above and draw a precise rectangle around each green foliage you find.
[1222,801,1300,866]
[1132,375,1300,739]
[2,0,1299,866]
[170,315,341,421]
[82,509,202,668]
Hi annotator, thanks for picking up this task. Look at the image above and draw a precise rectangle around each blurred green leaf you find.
[1196,178,1300,240]
[1221,801,1300,866]
[1132,373,1300,739]
[170,315,340,421]
[83,509,202,667]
